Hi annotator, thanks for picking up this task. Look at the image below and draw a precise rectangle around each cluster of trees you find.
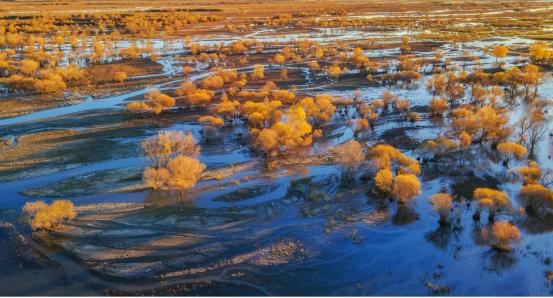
[141,130,205,201]
[473,188,511,222]
[529,42,553,66]
[128,90,175,114]
[370,144,421,205]
[0,61,88,94]
[253,106,317,158]
[23,200,76,231]
[514,161,553,218]
[0,9,222,95]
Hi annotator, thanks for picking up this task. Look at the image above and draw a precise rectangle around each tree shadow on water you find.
[482,249,516,273]
[425,224,462,251]
[392,205,419,226]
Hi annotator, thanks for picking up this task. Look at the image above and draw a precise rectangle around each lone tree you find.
[496,141,527,168]
[429,193,453,225]
[492,45,509,69]
[490,221,521,251]
[23,200,77,231]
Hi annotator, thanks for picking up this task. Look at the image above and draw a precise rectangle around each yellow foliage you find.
[199,115,224,127]
[175,80,197,97]
[451,105,510,144]
[141,130,200,168]
[202,74,224,89]
[369,144,420,175]
[271,89,296,104]
[214,99,240,118]
[308,61,320,70]
[22,201,48,216]
[274,53,286,64]
[331,140,365,172]
[429,97,449,116]
[515,161,542,185]
[459,131,472,150]
[187,89,214,107]
[519,183,553,216]
[143,167,170,190]
[28,200,77,231]
[429,193,453,224]
[114,71,127,82]
[328,65,342,78]
[473,187,510,218]
[19,59,40,76]
[255,128,280,156]
[492,45,509,59]
[166,155,206,192]
[297,94,336,124]
[251,64,264,80]
[491,221,520,251]
[529,42,553,64]
[375,168,394,194]
[392,174,421,203]
[128,90,175,114]
[497,142,527,165]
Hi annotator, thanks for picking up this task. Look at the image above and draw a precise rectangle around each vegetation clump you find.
[490,221,521,251]
[23,200,77,231]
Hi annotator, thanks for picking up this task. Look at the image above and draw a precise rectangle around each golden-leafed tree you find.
[114,71,128,83]
[473,188,510,221]
[392,174,421,204]
[429,193,453,225]
[369,144,420,175]
[492,45,509,69]
[428,97,449,117]
[496,142,527,168]
[375,168,394,194]
[490,221,520,251]
[518,183,553,217]
[141,130,200,168]
[143,167,171,190]
[251,64,264,80]
[166,155,206,201]
[23,200,77,231]
[128,90,175,114]
[331,140,365,176]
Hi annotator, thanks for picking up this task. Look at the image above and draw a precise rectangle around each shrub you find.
[374,168,393,194]
[331,140,365,175]
[491,221,521,251]
[26,200,77,231]
[166,155,206,199]
[473,188,510,221]
[392,174,421,204]
[519,183,553,217]
[143,167,170,190]
[114,71,128,82]
[429,193,453,225]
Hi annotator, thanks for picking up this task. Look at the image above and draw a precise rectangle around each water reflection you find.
[425,225,462,250]
[392,205,419,225]
[482,250,516,273]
